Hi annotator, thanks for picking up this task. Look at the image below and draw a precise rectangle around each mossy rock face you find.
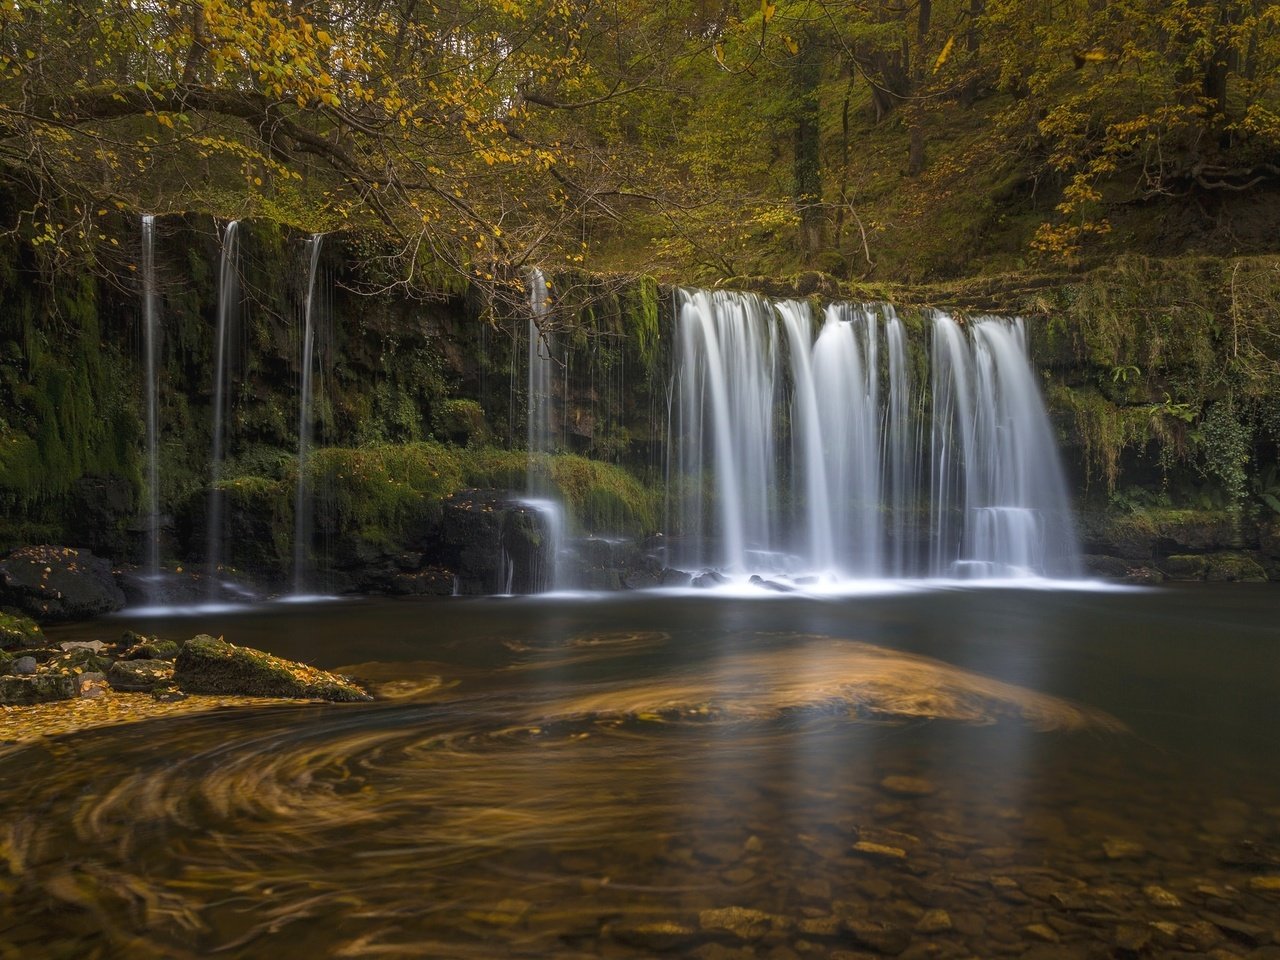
[0,545,125,622]
[1203,553,1268,583]
[0,674,75,705]
[1162,555,1209,580]
[0,609,43,649]
[173,635,372,701]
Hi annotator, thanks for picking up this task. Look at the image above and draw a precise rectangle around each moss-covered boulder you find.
[0,546,125,622]
[107,658,176,692]
[121,632,182,660]
[0,610,43,649]
[1162,554,1209,580]
[0,674,75,705]
[1204,553,1268,582]
[173,635,372,701]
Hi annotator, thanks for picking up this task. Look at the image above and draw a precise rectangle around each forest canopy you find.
[0,0,1278,284]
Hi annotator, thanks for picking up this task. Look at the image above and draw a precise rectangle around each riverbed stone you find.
[11,655,36,675]
[107,659,175,691]
[915,909,952,934]
[699,906,786,940]
[0,545,125,622]
[173,635,372,701]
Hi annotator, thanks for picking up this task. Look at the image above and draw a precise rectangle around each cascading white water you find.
[523,269,564,590]
[206,220,240,593]
[672,289,780,571]
[141,215,161,599]
[526,269,555,490]
[670,290,1080,581]
[931,315,1081,577]
[293,234,325,594]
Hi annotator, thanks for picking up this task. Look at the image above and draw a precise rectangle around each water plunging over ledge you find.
[667,288,1080,582]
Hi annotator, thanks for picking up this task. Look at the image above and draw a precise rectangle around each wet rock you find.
[610,920,698,950]
[174,635,372,701]
[1202,912,1268,946]
[151,684,188,703]
[692,570,729,589]
[1179,919,1226,951]
[1102,838,1146,859]
[843,918,910,956]
[76,672,110,698]
[1162,554,1210,580]
[0,545,125,622]
[1144,884,1182,908]
[699,906,787,940]
[1024,924,1060,943]
[0,674,75,705]
[1082,554,1129,577]
[1219,839,1280,870]
[748,575,795,593]
[11,655,36,675]
[123,637,182,660]
[853,841,907,861]
[0,610,44,649]
[879,776,937,797]
[661,568,693,587]
[797,916,842,937]
[466,898,530,926]
[107,659,175,692]
[60,640,109,654]
[915,910,952,934]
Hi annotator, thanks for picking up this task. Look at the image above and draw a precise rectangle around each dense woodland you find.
[1,0,1278,283]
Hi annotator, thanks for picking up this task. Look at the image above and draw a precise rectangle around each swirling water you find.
[7,585,1279,958]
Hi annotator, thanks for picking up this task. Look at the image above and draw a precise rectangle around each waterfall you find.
[206,220,240,593]
[523,269,563,590]
[669,290,1080,580]
[293,234,326,594]
[141,215,161,599]
[526,268,555,493]
[671,289,779,571]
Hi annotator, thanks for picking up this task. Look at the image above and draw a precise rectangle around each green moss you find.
[432,398,489,445]
[0,609,42,649]
[309,441,464,545]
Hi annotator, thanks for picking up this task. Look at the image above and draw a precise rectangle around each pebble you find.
[699,906,784,940]
[1143,884,1182,908]
[1102,838,1146,860]
[916,909,952,934]
[1024,923,1060,943]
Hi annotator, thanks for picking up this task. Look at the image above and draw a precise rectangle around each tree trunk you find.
[792,32,824,260]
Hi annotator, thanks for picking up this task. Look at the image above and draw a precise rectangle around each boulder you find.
[0,674,75,705]
[107,659,175,692]
[173,635,372,701]
[0,546,125,622]
[121,633,182,660]
[0,610,44,649]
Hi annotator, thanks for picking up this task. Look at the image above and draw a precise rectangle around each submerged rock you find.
[173,635,372,701]
[0,545,125,622]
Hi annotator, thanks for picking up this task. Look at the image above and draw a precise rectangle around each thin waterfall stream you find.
[293,233,326,595]
[205,220,240,595]
[140,215,161,600]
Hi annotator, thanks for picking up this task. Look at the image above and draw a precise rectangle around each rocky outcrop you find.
[173,635,371,701]
[0,546,126,622]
